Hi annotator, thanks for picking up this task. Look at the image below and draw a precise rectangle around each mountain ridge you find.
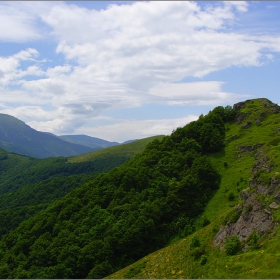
[108,97,280,279]
[58,134,120,150]
[0,113,136,158]
[0,98,280,278]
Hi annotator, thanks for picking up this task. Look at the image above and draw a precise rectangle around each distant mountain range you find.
[58,134,119,150]
[0,113,134,158]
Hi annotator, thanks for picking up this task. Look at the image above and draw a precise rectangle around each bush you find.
[201,216,210,227]
[225,235,241,255]
[190,247,205,260]
[190,235,200,250]
[182,224,195,237]
[200,254,207,265]
[248,231,260,250]
[229,209,242,223]
[228,192,235,201]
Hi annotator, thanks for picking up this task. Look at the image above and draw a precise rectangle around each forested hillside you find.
[1,98,279,279]
[0,104,232,278]
[108,98,280,279]
[0,136,161,239]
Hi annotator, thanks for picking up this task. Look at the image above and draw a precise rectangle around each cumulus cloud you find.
[73,116,200,142]
[0,2,54,42]
[0,1,280,139]
[0,48,42,86]
[149,82,248,105]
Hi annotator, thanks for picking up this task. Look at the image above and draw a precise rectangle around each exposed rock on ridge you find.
[213,99,280,248]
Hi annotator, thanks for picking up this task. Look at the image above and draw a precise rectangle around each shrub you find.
[190,235,200,250]
[228,192,235,201]
[190,247,205,260]
[229,209,242,223]
[201,216,210,227]
[225,235,241,255]
[182,224,195,237]
[248,231,260,250]
[200,254,207,265]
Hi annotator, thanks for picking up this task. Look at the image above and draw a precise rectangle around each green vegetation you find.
[225,235,241,255]
[0,106,225,278]
[108,98,280,279]
[0,136,161,237]
[1,98,280,279]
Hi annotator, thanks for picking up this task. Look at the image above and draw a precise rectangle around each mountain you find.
[108,98,280,279]
[0,98,280,279]
[0,114,94,158]
[58,134,119,150]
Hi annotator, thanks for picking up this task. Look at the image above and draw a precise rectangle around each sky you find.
[0,1,280,142]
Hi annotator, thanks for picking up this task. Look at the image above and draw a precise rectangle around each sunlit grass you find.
[68,135,164,163]
[107,99,280,279]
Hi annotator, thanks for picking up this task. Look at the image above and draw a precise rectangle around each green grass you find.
[68,135,164,163]
[107,98,280,279]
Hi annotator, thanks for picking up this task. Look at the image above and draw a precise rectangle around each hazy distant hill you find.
[58,134,119,150]
[0,114,93,158]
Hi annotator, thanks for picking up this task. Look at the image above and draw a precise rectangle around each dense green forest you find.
[0,105,234,278]
[0,137,160,238]
[108,98,280,279]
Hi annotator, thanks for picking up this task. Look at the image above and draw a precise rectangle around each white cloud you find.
[0,2,54,42]
[149,81,249,105]
[73,116,200,142]
[224,1,248,12]
[0,1,280,140]
[0,48,41,86]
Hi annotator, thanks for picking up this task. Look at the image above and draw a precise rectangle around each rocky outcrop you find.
[213,192,273,246]
[213,99,280,248]
[242,122,252,129]
[213,146,279,247]
[238,144,263,154]
[233,98,280,126]
[251,148,272,174]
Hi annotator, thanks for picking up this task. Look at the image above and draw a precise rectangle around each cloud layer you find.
[0,1,279,140]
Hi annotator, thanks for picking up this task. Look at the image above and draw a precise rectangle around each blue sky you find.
[0,1,280,142]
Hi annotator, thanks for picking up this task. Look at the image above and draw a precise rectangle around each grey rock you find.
[269,202,279,209]
[242,122,252,129]
[213,193,273,246]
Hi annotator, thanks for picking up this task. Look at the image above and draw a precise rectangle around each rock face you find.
[233,98,280,127]
[213,150,280,247]
[213,192,273,247]
[213,99,280,248]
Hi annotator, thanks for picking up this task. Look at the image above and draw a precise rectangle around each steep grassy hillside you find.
[1,98,280,279]
[108,98,280,279]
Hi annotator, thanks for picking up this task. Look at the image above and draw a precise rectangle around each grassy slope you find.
[68,135,164,163]
[108,98,280,279]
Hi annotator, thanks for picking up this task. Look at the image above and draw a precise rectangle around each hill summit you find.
[108,98,280,279]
